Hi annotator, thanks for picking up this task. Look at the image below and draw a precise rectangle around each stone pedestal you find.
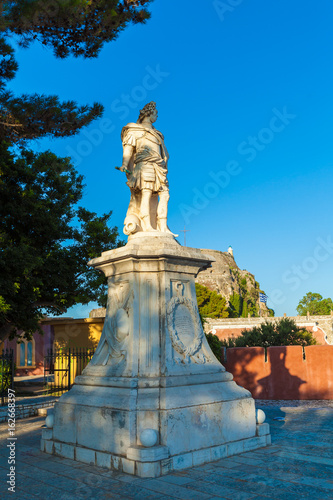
[42,233,270,477]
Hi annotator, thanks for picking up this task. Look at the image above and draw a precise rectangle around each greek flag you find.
[259,293,268,303]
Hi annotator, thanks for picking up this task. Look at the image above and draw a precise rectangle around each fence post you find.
[0,350,14,405]
[10,349,14,391]
[68,348,71,391]
[43,347,95,396]
[1,355,3,406]
[43,349,47,390]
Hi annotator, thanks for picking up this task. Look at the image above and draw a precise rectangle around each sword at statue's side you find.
[115,166,131,174]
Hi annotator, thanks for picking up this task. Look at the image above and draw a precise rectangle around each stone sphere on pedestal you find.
[256,409,266,424]
[140,429,158,448]
[45,414,54,429]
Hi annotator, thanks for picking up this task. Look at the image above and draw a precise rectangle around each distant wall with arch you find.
[222,345,333,400]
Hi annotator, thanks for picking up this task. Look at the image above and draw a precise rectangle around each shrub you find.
[220,318,317,348]
[205,332,223,360]
[0,358,13,393]
[195,283,229,319]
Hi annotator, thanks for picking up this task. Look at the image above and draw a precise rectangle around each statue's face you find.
[150,108,158,123]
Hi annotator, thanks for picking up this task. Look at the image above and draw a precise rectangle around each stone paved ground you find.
[0,402,332,499]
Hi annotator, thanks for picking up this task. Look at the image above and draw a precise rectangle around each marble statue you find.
[42,102,270,478]
[119,102,172,235]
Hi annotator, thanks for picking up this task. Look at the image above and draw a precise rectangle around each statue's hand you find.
[115,165,131,174]
[123,165,132,175]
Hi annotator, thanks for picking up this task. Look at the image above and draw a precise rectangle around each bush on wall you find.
[220,318,317,348]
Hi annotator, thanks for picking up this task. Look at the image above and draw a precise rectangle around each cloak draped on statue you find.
[121,123,169,193]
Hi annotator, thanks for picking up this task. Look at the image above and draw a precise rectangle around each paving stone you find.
[277,450,333,467]
[0,402,332,499]
[184,478,258,499]
[232,455,264,466]
[157,474,195,485]
[142,478,212,499]
[13,489,39,499]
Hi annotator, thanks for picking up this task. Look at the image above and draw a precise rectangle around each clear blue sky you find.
[8,0,333,317]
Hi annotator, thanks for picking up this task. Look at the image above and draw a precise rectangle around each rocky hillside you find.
[196,248,272,317]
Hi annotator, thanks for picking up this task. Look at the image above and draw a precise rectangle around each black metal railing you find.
[44,347,95,396]
[0,349,14,405]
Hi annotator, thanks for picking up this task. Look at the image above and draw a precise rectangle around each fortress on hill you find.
[195,247,271,318]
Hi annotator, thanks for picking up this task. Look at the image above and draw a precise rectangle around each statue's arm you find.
[121,144,134,172]
[164,145,169,162]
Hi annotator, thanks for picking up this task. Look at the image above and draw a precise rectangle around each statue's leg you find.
[140,188,155,231]
[125,189,137,217]
[123,189,141,235]
[157,189,170,232]
[150,193,158,230]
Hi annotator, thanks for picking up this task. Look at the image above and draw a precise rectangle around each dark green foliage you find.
[241,300,248,318]
[0,356,13,392]
[0,1,152,143]
[0,1,153,339]
[196,298,223,361]
[0,37,17,88]
[0,88,104,144]
[1,1,152,58]
[205,332,223,361]
[228,269,265,318]
[229,292,242,317]
[0,142,123,341]
[221,318,317,348]
[195,283,229,319]
[240,277,247,289]
[0,34,102,144]
[220,337,238,348]
[296,292,333,316]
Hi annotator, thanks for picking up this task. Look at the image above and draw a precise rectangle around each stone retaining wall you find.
[0,399,57,423]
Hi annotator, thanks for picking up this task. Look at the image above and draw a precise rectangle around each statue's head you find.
[137,101,158,124]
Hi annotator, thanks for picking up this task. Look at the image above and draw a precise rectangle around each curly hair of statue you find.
[137,101,156,123]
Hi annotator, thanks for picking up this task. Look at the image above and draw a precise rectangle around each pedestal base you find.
[42,423,270,478]
[42,372,271,477]
[42,235,271,476]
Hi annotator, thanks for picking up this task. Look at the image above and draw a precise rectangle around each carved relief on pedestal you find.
[166,282,210,364]
[89,281,133,367]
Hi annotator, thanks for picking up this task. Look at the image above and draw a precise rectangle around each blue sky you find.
[8,0,333,317]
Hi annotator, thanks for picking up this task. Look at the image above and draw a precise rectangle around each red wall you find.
[224,345,333,400]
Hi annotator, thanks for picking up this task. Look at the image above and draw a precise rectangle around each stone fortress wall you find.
[196,248,271,317]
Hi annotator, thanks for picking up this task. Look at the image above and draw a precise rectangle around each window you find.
[17,338,35,368]
[19,343,25,366]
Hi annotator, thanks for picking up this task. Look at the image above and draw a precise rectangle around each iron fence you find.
[0,349,14,405]
[44,347,95,396]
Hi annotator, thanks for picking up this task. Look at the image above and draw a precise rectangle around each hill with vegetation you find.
[196,249,273,318]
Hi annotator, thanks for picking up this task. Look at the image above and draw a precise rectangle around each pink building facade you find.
[3,325,54,376]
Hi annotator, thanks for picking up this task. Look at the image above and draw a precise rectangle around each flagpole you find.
[180,225,190,246]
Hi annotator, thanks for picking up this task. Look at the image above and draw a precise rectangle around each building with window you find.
[1,324,54,376]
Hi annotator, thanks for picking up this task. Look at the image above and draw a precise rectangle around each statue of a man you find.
[120,102,171,235]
